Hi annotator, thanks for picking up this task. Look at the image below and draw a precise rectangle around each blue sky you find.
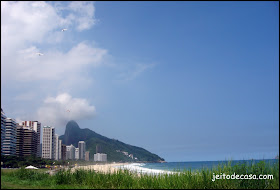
[1,1,279,162]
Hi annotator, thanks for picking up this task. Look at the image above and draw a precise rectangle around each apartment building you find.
[1,108,6,154]
[58,140,62,160]
[85,151,90,161]
[2,118,17,155]
[94,153,107,162]
[61,144,66,160]
[78,141,86,160]
[42,126,55,159]
[54,134,60,160]
[66,144,75,160]
[75,148,79,160]
[21,121,41,157]
[16,125,38,156]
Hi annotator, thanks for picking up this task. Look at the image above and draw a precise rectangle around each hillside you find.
[59,120,165,162]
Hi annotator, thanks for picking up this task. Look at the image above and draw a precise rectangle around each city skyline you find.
[1,110,89,161]
[1,1,279,162]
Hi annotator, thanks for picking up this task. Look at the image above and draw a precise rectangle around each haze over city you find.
[1,1,279,162]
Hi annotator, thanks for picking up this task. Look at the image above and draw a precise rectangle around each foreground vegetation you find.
[1,160,279,189]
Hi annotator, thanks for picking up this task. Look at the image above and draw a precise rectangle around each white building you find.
[1,109,6,155]
[94,153,107,162]
[66,144,75,160]
[21,121,41,157]
[78,141,86,160]
[42,126,55,159]
[2,118,17,155]
[54,134,59,160]
[58,140,62,160]
[75,148,79,160]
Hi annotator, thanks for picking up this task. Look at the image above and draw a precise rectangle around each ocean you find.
[114,159,279,174]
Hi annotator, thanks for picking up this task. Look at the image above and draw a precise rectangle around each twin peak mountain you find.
[59,120,165,162]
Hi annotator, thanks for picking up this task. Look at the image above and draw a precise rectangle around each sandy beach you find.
[70,163,131,174]
[69,163,177,176]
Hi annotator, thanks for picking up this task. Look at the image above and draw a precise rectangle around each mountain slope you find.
[59,120,165,162]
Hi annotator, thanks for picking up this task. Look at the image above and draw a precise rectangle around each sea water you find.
[114,159,278,175]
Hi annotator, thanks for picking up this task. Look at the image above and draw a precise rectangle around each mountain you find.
[59,120,165,162]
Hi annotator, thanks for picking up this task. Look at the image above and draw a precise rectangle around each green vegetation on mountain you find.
[59,120,165,162]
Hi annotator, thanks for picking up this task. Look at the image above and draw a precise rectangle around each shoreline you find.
[115,163,177,175]
[70,162,132,174]
[70,162,177,175]
[64,159,279,176]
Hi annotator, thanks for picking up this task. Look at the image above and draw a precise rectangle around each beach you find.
[70,163,130,174]
[70,162,177,175]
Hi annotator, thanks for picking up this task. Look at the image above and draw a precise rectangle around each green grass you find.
[1,160,279,189]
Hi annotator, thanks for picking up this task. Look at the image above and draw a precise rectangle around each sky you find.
[1,1,279,162]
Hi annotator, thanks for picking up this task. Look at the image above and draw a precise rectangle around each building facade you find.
[66,144,75,160]
[2,118,17,155]
[42,126,55,159]
[61,144,66,160]
[75,148,79,160]
[78,141,86,160]
[1,109,6,155]
[96,144,102,154]
[16,125,38,157]
[58,140,62,160]
[94,153,107,162]
[85,151,90,161]
[54,134,59,160]
[21,121,41,157]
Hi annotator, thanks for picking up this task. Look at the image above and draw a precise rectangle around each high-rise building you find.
[42,126,55,159]
[1,108,6,155]
[66,144,75,160]
[61,144,66,160]
[16,125,38,157]
[96,144,102,154]
[21,121,41,157]
[78,141,86,160]
[54,134,59,160]
[75,148,79,160]
[58,140,62,160]
[16,124,24,156]
[85,151,90,161]
[2,118,17,155]
[94,153,107,162]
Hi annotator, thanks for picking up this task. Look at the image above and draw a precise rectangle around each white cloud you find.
[68,1,97,31]
[1,1,104,84]
[1,1,62,54]
[1,2,104,134]
[37,93,96,130]
[1,1,156,135]
[1,1,97,55]
[3,42,107,82]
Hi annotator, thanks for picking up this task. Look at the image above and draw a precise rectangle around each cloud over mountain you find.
[37,93,96,131]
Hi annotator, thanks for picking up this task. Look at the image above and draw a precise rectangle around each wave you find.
[114,163,176,175]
